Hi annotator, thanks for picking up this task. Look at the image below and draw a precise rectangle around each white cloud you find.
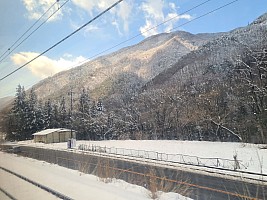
[112,21,123,36]
[11,52,86,78]
[22,0,64,21]
[139,0,164,38]
[164,13,192,33]
[70,20,99,36]
[139,1,192,38]
[140,19,159,38]
[141,0,164,21]
[84,25,99,33]
[169,2,177,11]
[72,0,132,35]
[72,0,117,15]
[116,1,133,33]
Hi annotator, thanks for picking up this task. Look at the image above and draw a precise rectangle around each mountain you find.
[31,31,220,101]
[2,13,267,143]
[136,13,267,143]
[0,96,13,112]
[30,14,267,103]
[146,13,267,90]
[0,96,13,139]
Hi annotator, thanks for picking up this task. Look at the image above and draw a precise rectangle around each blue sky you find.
[0,0,266,98]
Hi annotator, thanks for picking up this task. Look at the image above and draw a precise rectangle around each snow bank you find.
[0,152,191,200]
[18,140,267,176]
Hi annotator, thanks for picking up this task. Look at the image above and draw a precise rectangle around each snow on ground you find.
[0,168,58,200]
[18,140,267,176]
[0,152,191,200]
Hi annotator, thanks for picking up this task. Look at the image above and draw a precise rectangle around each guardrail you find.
[78,144,244,171]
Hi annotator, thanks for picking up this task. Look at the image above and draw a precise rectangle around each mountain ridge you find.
[31,30,220,101]
[144,12,267,91]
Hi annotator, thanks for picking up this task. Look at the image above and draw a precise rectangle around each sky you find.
[0,0,266,98]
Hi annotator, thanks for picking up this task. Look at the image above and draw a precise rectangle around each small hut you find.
[32,128,76,143]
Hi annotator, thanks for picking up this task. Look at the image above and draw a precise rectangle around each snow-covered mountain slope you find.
[31,31,220,101]
[0,96,13,112]
[146,13,267,89]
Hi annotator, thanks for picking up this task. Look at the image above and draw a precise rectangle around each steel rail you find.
[0,166,73,200]
[0,187,17,200]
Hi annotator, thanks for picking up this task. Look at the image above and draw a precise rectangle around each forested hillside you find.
[1,13,266,143]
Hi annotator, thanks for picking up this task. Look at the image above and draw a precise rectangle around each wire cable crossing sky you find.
[0,1,56,60]
[0,0,70,65]
[0,0,124,82]
[0,0,265,98]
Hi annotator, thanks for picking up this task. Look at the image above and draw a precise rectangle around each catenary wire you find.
[78,0,214,64]
[0,0,213,82]
[0,0,239,96]
[49,0,238,69]
[0,0,211,80]
[0,0,57,60]
[0,0,124,82]
[170,0,239,32]
[0,0,70,64]
[69,0,238,69]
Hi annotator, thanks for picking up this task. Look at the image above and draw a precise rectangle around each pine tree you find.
[7,85,27,140]
[59,97,68,127]
[24,89,38,138]
[76,89,91,139]
[51,104,60,128]
[44,99,53,129]
[79,88,91,118]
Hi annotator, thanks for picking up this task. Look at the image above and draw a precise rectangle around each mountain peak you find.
[251,12,267,25]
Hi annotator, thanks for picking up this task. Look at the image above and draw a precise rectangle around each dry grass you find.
[145,167,191,199]
[96,157,116,183]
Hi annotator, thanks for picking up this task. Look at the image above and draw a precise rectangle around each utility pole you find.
[68,88,74,138]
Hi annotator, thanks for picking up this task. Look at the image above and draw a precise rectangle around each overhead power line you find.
[79,0,215,64]
[171,0,239,32]
[0,0,57,61]
[0,0,69,64]
[0,0,239,97]
[0,0,124,82]
[70,0,238,68]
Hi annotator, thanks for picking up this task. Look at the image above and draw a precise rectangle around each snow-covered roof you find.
[32,128,74,136]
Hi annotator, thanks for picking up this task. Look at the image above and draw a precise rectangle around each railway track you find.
[15,146,267,200]
[0,166,73,200]
[1,144,266,199]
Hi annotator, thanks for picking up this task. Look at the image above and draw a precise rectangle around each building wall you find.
[47,134,53,143]
[53,132,60,143]
[34,135,46,143]
[34,130,76,144]
[59,131,76,142]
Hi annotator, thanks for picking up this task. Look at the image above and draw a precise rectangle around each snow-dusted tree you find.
[236,49,267,143]
[59,96,68,128]
[6,85,28,140]
[43,99,53,129]
[90,100,97,118]
[74,89,91,139]
[24,89,39,138]
[51,104,60,128]
[78,88,91,118]
[34,102,45,132]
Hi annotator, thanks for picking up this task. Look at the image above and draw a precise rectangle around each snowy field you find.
[17,140,267,177]
[0,152,191,200]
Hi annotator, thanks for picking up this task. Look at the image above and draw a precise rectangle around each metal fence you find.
[78,144,244,170]
[13,146,263,200]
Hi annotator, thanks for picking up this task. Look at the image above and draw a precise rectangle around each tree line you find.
[2,49,267,143]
